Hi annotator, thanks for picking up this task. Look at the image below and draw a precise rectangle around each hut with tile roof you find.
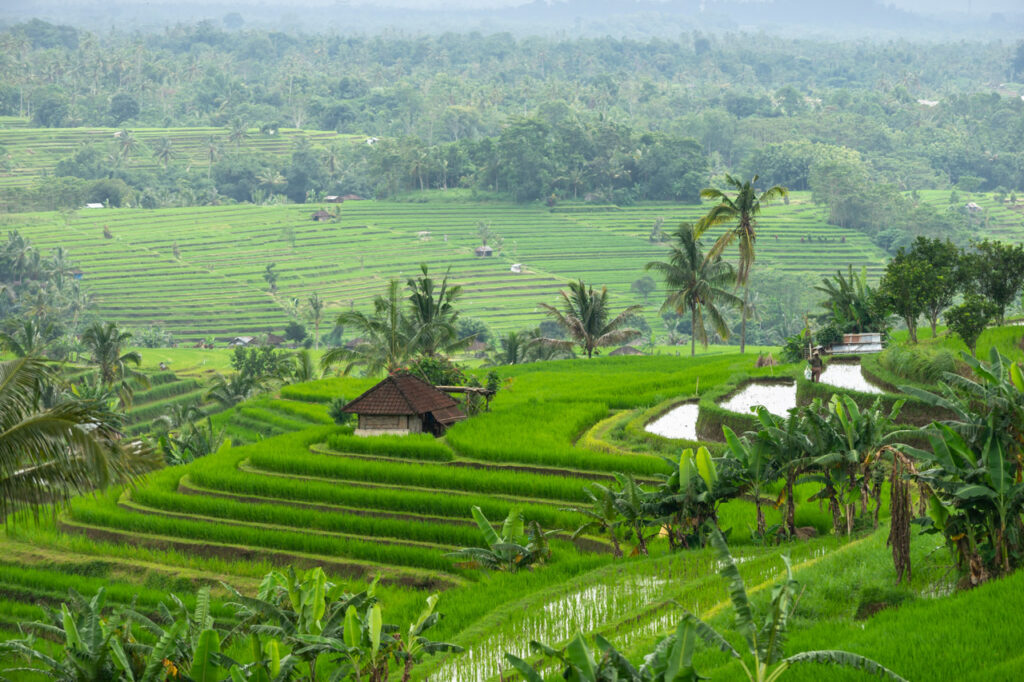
[343,373,466,437]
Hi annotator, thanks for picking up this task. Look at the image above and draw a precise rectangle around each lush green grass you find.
[323,432,454,462]
[2,346,1021,681]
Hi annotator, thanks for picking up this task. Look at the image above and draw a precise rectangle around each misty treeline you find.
[2,21,1024,242]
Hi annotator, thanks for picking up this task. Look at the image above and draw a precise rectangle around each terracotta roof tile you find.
[343,374,459,416]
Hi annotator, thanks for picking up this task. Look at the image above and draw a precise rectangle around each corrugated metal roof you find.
[343,374,460,416]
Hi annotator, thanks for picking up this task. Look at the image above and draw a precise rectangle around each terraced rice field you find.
[2,193,889,341]
[5,343,1024,680]
[0,120,360,189]
[915,189,1024,243]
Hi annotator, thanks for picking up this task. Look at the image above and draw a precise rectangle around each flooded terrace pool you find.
[645,403,700,440]
[718,381,797,418]
[816,363,886,394]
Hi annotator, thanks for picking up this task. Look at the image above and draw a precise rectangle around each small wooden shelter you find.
[311,210,333,222]
[826,333,884,355]
[609,346,644,356]
[475,245,493,257]
[343,374,466,437]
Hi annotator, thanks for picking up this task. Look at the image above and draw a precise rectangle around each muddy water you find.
[718,381,797,417]
[817,363,885,394]
[645,403,700,440]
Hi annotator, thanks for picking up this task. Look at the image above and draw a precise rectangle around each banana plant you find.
[746,406,815,537]
[808,395,902,535]
[722,426,779,538]
[613,473,652,556]
[223,567,375,682]
[0,588,132,681]
[448,506,558,571]
[504,619,702,681]
[650,446,733,550]
[682,528,908,682]
[901,348,1024,476]
[562,481,624,558]
[905,421,1024,582]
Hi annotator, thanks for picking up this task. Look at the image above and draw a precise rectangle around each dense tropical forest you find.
[2,4,1024,681]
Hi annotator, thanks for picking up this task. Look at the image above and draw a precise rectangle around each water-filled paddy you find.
[817,362,885,394]
[645,403,700,440]
[718,381,797,417]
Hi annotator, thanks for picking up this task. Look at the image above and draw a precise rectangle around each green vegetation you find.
[0,198,889,344]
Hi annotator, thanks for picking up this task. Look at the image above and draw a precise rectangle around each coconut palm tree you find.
[697,174,788,353]
[321,280,418,376]
[0,356,148,519]
[79,321,145,405]
[0,320,54,357]
[152,136,176,168]
[489,331,529,366]
[226,117,249,147]
[205,372,268,409]
[307,292,325,351]
[116,128,141,161]
[406,264,470,357]
[646,223,742,356]
[536,280,643,359]
[204,135,220,178]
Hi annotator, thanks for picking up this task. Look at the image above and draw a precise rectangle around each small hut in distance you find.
[343,374,466,437]
[474,245,493,257]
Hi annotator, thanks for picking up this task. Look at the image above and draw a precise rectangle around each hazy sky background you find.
[33,0,1022,10]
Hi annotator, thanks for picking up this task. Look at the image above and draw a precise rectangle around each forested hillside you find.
[2,21,1023,256]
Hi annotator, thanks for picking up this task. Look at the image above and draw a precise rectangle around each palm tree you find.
[205,372,267,409]
[117,128,140,161]
[307,292,325,351]
[489,331,528,365]
[646,223,742,356]
[0,357,148,519]
[226,117,249,147]
[0,320,53,357]
[204,135,220,178]
[321,280,417,376]
[406,264,469,357]
[290,348,321,383]
[152,136,176,168]
[697,174,788,353]
[536,280,643,359]
[79,322,144,400]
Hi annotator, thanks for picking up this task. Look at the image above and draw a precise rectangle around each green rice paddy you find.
[0,193,893,342]
[5,331,1024,679]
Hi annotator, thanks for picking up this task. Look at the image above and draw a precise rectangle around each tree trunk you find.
[691,308,696,357]
[756,500,765,538]
[740,285,748,354]
[635,522,648,556]
[905,315,918,344]
[609,528,623,558]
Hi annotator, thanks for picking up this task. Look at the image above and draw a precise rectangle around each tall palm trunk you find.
[691,308,697,357]
[740,284,748,354]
